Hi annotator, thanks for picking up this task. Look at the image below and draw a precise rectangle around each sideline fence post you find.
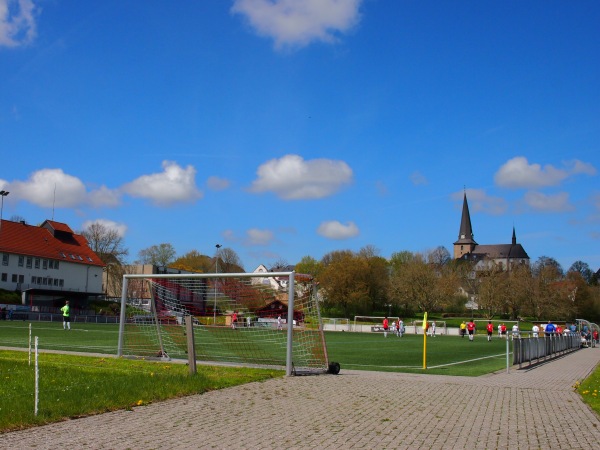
[506,335,510,373]
[28,323,32,366]
[34,336,39,416]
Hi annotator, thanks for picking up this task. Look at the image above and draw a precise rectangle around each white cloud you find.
[231,0,362,49]
[522,191,574,213]
[88,185,121,208]
[206,176,231,191]
[0,0,38,48]
[494,156,596,189]
[81,219,127,237]
[122,161,203,206]
[10,168,88,208]
[317,220,359,239]
[410,171,428,186]
[246,228,275,246]
[249,154,353,200]
[451,189,508,215]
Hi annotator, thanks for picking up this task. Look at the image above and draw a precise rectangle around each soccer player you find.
[431,321,436,337]
[466,319,475,341]
[486,321,494,341]
[460,321,466,338]
[398,318,404,337]
[383,316,389,338]
[277,315,283,331]
[231,311,237,329]
[61,300,71,330]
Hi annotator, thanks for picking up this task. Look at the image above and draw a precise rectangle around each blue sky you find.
[1,0,599,272]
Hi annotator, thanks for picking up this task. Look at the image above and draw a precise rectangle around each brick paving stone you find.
[1,348,599,449]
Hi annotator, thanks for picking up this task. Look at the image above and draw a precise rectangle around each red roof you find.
[0,219,104,267]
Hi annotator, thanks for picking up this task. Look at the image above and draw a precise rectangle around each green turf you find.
[324,331,512,376]
[0,321,513,376]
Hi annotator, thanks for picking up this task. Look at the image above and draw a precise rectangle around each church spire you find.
[512,226,517,245]
[456,191,476,244]
[453,191,477,259]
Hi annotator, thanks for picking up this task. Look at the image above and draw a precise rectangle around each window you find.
[31,276,35,284]
[1,254,8,266]
[18,256,24,267]
[43,259,48,270]
[59,279,64,287]
[48,260,54,269]
[53,279,58,286]
[18,275,24,283]
[12,274,17,282]
[1,273,7,282]
[26,257,32,268]
[55,261,59,270]
[35,258,40,269]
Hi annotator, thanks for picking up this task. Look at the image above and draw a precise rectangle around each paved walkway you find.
[1,348,599,449]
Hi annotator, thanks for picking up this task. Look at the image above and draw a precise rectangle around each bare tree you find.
[216,247,244,273]
[81,222,129,265]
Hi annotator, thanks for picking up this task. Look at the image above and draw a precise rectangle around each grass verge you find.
[575,363,600,415]
[0,350,282,433]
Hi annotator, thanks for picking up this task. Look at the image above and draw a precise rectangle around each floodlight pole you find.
[214,244,221,325]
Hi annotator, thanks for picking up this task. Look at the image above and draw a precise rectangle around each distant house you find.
[0,219,105,307]
[454,192,530,270]
[251,264,296,292]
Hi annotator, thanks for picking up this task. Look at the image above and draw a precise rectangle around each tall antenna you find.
[52,183,56,221]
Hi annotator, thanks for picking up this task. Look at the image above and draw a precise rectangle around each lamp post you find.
[213,244,222,324]
[0,190,9,240]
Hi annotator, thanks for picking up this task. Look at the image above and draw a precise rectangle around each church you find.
[453,192,529,270]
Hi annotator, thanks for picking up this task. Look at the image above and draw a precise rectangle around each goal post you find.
[117,272,331,376]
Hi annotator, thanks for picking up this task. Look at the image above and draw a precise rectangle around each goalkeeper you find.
[61,300,71,331]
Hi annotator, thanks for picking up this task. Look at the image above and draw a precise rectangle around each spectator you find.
[545,321,556,337]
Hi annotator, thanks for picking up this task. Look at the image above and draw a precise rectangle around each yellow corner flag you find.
[422,311,428,370]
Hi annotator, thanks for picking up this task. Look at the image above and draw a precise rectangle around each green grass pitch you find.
[0,321,512,376]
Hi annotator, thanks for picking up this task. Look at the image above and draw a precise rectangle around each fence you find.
[5,312,119,324]
[512,333,581,368]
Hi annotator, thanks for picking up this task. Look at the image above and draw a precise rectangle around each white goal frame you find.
[117,271,330,376]
[353,315,401,332]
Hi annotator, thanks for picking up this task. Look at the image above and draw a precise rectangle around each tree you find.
[137,243,176,267]
[426,246,451,268]
[532,256,564,279]
[81,222,129,265]
[318,250,371,317]
[295,256,322,277]
[171,250,213,273]
[388,254,455,313]
[477,264,508,319]
[568,261,594,285]
[216,247,244,273]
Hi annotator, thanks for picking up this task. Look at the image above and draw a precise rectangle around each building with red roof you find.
[0,219,105,307]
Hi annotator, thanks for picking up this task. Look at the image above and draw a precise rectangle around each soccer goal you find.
[353,316,401,332]
[117,272,333,376]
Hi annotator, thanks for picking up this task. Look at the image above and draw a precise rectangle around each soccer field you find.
[0,321,512,376]
[324,331,511,376]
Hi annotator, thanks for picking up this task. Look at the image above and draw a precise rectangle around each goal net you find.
[117,272,330,375]
[353,316,401,332]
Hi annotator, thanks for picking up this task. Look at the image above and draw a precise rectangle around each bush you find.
[0,289,20,304]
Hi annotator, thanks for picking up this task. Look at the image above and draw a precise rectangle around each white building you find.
[0,219,105,307]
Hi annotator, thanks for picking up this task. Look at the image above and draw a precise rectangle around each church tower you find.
[453,192,477,259]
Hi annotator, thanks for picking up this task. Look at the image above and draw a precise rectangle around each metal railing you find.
[513,333,581,368]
